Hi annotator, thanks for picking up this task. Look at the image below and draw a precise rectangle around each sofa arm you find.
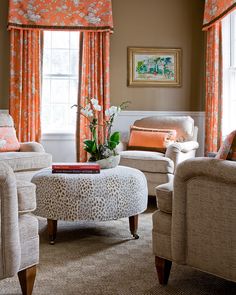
[165,141,199,168]
[19,142,45,153]
[0,162,21,279]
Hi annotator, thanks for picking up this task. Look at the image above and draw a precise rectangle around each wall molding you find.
[1,109,205,160]
[0,109,9,114]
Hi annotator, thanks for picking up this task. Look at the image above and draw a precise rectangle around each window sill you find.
[41,132,75,141]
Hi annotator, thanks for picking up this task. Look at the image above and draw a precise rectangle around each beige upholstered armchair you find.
[0,113,52,182]
[119,116,199,196]
[0,162,39,294]
[153,158,236,284]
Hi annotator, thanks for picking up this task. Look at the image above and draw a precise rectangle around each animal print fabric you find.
[32,166,148,222]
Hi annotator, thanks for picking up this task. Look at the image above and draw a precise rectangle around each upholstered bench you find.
[32,166,148,244]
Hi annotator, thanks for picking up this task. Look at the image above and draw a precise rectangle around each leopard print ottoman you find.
[32,166,148,243]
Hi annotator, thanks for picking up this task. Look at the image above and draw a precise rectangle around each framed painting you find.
[128,47,182,87]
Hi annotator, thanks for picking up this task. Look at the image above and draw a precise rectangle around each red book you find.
[52,169,100,174]
[52,162,100,171]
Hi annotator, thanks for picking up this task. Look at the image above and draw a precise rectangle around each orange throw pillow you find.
[0,127,20,152]
[128,126,177,152]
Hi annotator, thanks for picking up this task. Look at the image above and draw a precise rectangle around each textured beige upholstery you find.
[0,113,52,181]
[0,162,39,293]
[153,158,236,283]
[119,116,199,196]
[17,181,36,213]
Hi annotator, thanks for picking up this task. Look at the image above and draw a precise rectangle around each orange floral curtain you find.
[77,32,111,162]
[203,1,236,154]
[203,0,236,31]
[9,29,41,142]
[205,23,222,154]
[8,0,113,143]
[8,0,113,32]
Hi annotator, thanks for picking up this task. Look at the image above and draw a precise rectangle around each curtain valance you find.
[8,0,113,32]
[203,0,236,30]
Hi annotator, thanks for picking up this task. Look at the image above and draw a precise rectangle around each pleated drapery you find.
[204,23,222,154]
[9,29,41,142]
[8,0,113,144]
[203,0,236,154]
[77,32,111,162]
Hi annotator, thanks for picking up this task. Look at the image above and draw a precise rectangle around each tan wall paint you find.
[0,0,205,111]
[0,0,10,109]
[110,0,205,111]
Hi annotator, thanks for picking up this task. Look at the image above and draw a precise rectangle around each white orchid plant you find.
[74,98,129,161]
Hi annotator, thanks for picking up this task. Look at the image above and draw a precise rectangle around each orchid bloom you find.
[90,98,102,111]
[105,106,121,117]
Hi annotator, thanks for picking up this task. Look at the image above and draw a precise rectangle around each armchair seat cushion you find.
[120,150,174,173]
[17,181,36,213]
[0,152,52,172]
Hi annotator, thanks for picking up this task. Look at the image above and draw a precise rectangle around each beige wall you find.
[0,0,205,111]
[110,0,205,111]
[0,0,10,109]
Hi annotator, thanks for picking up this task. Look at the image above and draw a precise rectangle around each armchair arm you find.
[172,158,236,271]
[165,141,199,168]
[166,141,199,153]
[0,162,21,279]
[19,142,45,153]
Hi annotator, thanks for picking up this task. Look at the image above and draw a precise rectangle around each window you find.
[41,31,80,133]
[222,11,236,137]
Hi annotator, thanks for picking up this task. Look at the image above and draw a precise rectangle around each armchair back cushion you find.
[133,116,194,142]
[128,126,176,152]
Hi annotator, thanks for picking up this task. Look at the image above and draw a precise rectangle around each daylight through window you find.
[41,31,80,133]
[222,10,236,137]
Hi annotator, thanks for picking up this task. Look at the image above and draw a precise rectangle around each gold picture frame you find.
[128,47,182,87]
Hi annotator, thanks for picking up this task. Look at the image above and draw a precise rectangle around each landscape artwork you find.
[128,48,181,87]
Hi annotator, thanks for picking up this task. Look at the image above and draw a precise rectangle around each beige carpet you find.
[0,198,235,295]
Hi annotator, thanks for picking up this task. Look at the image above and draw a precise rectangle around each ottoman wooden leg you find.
[47,219,57,245]
[129,215,139,239]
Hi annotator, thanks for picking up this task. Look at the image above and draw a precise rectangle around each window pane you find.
[232,11,236,67]
[69,79,78,105]
[42,79,51,103]
[52,104,68,130]
[41,104,51,132]
[68,107,77,131]
[42,30,79,133]
[44,31,51,49]
[51,49,70,75]
[70,32,80,49]
[51,79,69,104]
[51,31,69,49]
[70,50,79,76]
[42,49,51,75]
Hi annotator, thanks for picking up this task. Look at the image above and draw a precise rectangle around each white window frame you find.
[222,11,236,137]
[41,31,80,135]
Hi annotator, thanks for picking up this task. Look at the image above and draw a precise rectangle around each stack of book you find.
[52,163,100,174]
